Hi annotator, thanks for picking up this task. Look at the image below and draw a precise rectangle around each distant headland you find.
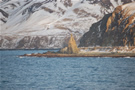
[20,34,135,58]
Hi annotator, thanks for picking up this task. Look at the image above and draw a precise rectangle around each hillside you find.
[0,0,134,49]
[79,2,135,47]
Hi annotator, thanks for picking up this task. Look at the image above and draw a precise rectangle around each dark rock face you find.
[0,9,8,18]
[79,13,111,47]
[79,2,135,47]
[86,0,134,9]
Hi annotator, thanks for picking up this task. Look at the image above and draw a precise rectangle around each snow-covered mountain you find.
[0,0,134,49]
[79,2,135,47]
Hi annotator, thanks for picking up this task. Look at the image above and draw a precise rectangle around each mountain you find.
[79,2,135,47]
[0,0,134,49]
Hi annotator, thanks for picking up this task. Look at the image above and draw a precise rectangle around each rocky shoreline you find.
[20,34,135,58]
[20,51,135,58]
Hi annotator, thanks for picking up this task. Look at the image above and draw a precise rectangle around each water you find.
[0,50,135,90]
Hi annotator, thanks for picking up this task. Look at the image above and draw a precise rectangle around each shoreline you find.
[20,52,135,58]
[0,49,60,51]
[18,46,135,58]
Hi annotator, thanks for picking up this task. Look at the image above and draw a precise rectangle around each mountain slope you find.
[79,2,135,47]
[0,0,134,49]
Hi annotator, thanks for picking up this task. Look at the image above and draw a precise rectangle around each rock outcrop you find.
[79,2,135,47]
[60,34,79,54]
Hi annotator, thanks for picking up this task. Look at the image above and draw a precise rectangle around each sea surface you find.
[0,50,135,90]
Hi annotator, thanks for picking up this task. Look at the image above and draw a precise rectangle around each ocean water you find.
[0,50,135,90]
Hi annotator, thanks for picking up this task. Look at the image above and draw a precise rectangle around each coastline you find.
[19,46,135,58]
[20,52,135,58]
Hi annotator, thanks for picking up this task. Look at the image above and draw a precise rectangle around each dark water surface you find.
[0,50,135,90]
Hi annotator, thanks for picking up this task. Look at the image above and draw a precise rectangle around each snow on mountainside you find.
[0,0,134,49]
[79,2,135,47]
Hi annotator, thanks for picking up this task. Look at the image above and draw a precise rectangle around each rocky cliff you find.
[79,2,135,47]
[0,0,134,49]
[67,34,79,54]
[60,34,79,54]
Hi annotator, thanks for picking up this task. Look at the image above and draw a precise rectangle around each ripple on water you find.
[0,50,135,90]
